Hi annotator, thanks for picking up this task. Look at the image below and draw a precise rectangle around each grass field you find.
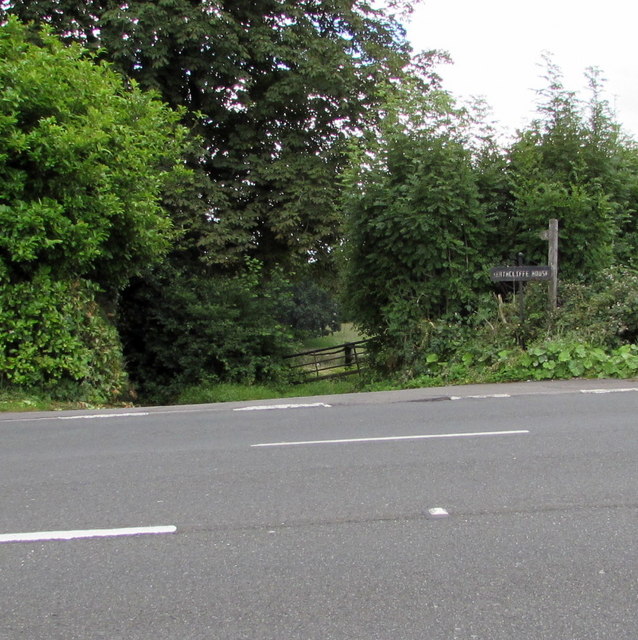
[299,323,366,351]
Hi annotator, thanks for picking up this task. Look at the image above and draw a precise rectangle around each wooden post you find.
[548,219,558,310]
[517,252,525,325]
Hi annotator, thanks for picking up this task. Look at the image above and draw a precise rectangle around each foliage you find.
[0,274,127,401]
[0,1,427,401]
[5,13,638,402]
[503,59,634,280]
[281,279,341,337]
[552,267,638,347]
[398,266,638,386]
[344,126,494,360]
[491,342,638,381]
[0,18,188,293]
[117,260,297,402]
[342,55,638,385]
[2,0,416,270]
[0,19,188,399]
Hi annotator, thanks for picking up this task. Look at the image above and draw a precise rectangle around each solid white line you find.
[58,412,150,420]
[0,525,177,544]
[251,429,529,448]
[234,403,331,411]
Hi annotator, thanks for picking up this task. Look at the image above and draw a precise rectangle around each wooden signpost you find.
[489,219,559,325]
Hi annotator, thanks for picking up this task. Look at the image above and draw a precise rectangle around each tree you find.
[2,0,416,270]
[0,1,432,393]
[343,120,493,362]
[0,19,188,397]
[504,58,631,280]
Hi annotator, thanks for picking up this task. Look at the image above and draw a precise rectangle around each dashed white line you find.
[470,393,512,399]
[251,429,529,448]
[0,412,152,424]
[234,402,331,411]
[0,525,177,544]
[58,412,150,420]
[580,387,638,394]
[451,394,512,400]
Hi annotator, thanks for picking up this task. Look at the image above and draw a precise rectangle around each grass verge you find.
[175,378,365,405]
[0,389,109,413]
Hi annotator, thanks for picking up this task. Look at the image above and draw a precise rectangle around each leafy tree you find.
[503,58,632,280]
[344,128,493,356]
[0,19,188,396]
[2,0,415,270]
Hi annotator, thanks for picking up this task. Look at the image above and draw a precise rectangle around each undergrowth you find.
[5,268,638,412]
[388,267,638,387]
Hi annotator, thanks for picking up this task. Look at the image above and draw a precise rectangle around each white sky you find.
[404,0,638,139]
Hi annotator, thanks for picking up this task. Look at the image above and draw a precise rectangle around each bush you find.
[0,274,127,402]
[553,267,638,348]
[118,260,297,402]
[0,19,188,402]
[379,266,638,386]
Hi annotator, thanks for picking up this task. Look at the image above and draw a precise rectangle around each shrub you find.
[118,260,296,401]
[0,274,127,401]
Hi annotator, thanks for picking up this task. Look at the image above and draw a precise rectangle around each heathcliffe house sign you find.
[489,266,552,282]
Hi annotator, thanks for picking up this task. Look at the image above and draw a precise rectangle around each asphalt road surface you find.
[1,379,637,639]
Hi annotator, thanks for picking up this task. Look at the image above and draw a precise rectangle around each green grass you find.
[177,382,281,405]
[175,377,365,405]
[0,388,110,412]
[299,323,366,351]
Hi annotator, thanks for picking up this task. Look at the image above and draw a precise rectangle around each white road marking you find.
[251,429,529,448]
[57,412,150,420]
[234,402,331,411]
[451,394,511,400]
[427,508,449,518]
[580,388,638,394]
[470,393,512,399]
[0,412,152,424]
[0,525,177,544]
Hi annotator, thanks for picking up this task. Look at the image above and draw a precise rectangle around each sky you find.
[404,0,638,139]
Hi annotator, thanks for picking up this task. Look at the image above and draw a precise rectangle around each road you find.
[1,379,637,639]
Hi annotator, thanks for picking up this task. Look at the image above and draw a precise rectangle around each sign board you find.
[490,266,552,282]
